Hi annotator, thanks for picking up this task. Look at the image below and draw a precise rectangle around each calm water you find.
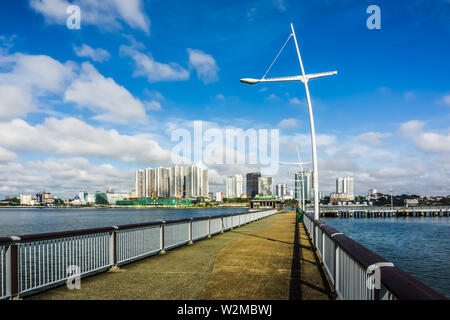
[323,217,450,298]
[0,207,248,237]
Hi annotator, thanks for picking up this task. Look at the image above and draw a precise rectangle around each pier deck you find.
[28,211,335,300]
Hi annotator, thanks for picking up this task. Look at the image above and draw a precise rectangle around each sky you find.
[0,0,449,199]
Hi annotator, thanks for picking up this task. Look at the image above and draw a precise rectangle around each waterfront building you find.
[295,170,311,201]
[20,194,32,206]
[135,165,208,199]
[336,177,354,200]
[246,172,261,198]
[330,192,350,203]
[258,176,273,197]
[275,184,287,198]
[215,192,223,202]
[225,174,243,198]
[78,191,88,204]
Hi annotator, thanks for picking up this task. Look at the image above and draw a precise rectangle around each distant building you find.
[336,177,354,200]
[258,176,273,197]
[78,191,88,204]
[405,199,419,207]
[330,192,350,203]
[367,189,380,201]
[246,172,261,198]
[20,195,32,205]
[87,194,95,204]
[215,192,223,202]
[226,174,243,198]
[135,165,208,199]
[275,184,287,198]
[295,171,311,201]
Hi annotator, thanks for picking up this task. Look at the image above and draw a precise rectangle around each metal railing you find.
[0,209,276,299]
[306,206,450,212]
[303,213,447,300]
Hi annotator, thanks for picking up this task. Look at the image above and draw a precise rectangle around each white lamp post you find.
[240,23,337,220]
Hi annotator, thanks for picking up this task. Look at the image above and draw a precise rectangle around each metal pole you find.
[291,23,320,220]
[296,145,306,211]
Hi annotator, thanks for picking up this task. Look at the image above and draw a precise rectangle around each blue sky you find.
[0,0,449,198]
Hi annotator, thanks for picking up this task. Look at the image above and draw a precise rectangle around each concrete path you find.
[29,211,336,300]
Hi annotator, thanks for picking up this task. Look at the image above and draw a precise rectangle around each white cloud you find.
[0,146,17,163]
[0,51,75,119]
[64,62,147,123]
[398,120,450,154]
[356,132,391,146]
[398,120,425,137]
[0,157,132,198]
[29,0,150,34]
[187,49,219,84]
[440,94,450,106]
[289,97,302,105]
[0,52,75,94]
[120,45,190,82]
[412,132,450,154]
[0,117,174,165]
[145,100,162,111]
[0,85,33,120]
[74,44,111,62]
[278,118,299,129]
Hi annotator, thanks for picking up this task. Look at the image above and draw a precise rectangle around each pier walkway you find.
[29,211,335,300]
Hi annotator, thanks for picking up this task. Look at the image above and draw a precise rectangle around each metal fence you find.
[303,213,446,300]
[0,209,276,299]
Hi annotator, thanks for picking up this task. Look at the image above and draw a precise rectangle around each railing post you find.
[5,242,19,299]
[188,219,193,245]
[322,232,325,262]
[335,245,340,296]
[109,227,119,270]
[207,217,211,238]
[160,222,166,254]
[221,217,224,233]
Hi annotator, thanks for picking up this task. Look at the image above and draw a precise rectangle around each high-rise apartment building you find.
[225,174,243,198]
[135,165,208,199]
[336,177,354,200]
[258,176,273,196]
[275,184,287,198]
[246,172,261,198]
[295,170,312,201]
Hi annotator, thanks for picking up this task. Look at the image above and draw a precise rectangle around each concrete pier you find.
[28,211,335,300]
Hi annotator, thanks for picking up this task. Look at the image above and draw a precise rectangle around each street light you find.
[240,23,337,220]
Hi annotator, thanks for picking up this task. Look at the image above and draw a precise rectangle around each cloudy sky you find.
[0,0,449,199]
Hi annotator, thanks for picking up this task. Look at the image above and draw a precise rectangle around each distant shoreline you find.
[0,205,250,210]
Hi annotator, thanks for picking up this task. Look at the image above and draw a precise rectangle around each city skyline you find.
[0,1,449,199]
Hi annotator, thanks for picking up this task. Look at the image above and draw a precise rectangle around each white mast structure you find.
[240,23,337,220]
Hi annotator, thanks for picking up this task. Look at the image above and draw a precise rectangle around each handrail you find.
[17,226,116,242]
[304,213,447,300]
[3,212,251,242]
[0,209,277,299]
